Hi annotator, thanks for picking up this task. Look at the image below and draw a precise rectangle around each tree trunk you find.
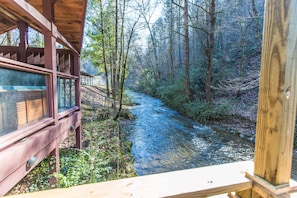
[112,0,119,112]
[169,0,174,80]
[251,0,261,42]
[114,17,139,120]
[178,0,182,71]
[184,0,191,99]
[145,18,161,80]
[7,31,12,45]
[117,0,126,88]
[205,0,216,103]
[99,0,110,98]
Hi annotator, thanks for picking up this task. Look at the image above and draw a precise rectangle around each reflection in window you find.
[0,67,48,137]
[57,77,75,112]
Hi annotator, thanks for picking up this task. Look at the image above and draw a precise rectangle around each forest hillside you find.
[81,0,296,148]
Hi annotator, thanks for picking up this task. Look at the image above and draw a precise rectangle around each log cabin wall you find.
[0,0,86,195]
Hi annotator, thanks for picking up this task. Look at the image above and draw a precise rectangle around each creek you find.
[124,91,297,180]
[124,91,256,175]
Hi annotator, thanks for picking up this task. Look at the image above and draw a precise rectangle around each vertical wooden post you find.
[49,147,60,188]
[252,0,297,192]
[76,126,82,149]
[43,0,60,188]
[17,21,28,63]
[73,53,81,108]
[73,53,82,149]
[43,0,58,124]
[43,0,55,22]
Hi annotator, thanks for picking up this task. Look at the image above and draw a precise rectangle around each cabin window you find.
[0,67,48,137]
[57,77,75,112]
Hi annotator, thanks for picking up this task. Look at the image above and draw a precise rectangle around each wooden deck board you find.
[6,161,254,198]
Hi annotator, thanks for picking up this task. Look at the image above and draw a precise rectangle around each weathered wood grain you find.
[254,0,297,185]
[5,161,254,198]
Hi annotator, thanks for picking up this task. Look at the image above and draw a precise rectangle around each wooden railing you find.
[6,160,296,197]
[6,161,255,198]
[0,46,18,61]
[0,46,73,74]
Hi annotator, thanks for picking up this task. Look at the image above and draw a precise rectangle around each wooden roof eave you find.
[0,0,51,33]
[0,0,80,54]
[78,0,88,52]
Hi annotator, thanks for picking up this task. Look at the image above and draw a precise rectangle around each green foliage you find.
[183,101,229,124]
[190,67,206,95]
[27,160,51,192]
[55,149,112,188]
[9,103,135,195]
[133,69,159,96]
[146,78,230,124]
[156,79,190,109]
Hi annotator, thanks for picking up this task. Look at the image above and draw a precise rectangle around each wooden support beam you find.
[0,0,51,32]
[44,29,58,124]
[17,21,28,63]
[0,0,79,53]
[73,49,82,149]
[73,53,81,108]
[49,147,60,188]
[43,0,58,124]
[253,0,297,190]
[42,0,54,22]
[76,126,82,149]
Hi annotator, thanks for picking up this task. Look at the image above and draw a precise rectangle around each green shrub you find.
[156,79,190,110]
[55,149,112,188]
[183,101,229,123]
[9,104,135,195]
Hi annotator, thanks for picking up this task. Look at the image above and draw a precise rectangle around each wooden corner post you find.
[249,0,297,196]
[43,0,60,188]
[73,53,82,149]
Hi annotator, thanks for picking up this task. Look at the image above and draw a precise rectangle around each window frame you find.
[0,56,80,149]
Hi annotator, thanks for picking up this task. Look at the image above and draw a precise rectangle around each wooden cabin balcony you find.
[1,0,297,197]
[0,0,86,195]
[0,56,82,195]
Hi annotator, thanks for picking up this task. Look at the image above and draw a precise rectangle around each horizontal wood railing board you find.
[0,118,54,150]
[6,161,254,198]
[0,57,51,75]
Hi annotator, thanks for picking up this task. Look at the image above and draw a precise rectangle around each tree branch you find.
[188,24,209,36]
[189,1,209,14]
[172,0,184,10]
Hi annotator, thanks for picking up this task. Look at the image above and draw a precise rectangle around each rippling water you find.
[125,91,255,176]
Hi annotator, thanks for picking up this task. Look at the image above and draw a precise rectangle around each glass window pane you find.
[0,67,48,137]
[58,77,75,112]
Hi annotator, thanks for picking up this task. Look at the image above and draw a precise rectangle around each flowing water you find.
[125,91,254,176]
[125,91,297,180]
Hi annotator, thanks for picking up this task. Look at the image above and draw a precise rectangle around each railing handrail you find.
[6,161,254,198]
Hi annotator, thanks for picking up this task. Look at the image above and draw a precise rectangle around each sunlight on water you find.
[124,91,297,181]
[124,91,256,176]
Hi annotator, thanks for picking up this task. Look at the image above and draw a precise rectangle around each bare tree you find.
[114,16,140,120]
[136,0,161,80]
[172,0,191,99]
[99,0,110,98]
